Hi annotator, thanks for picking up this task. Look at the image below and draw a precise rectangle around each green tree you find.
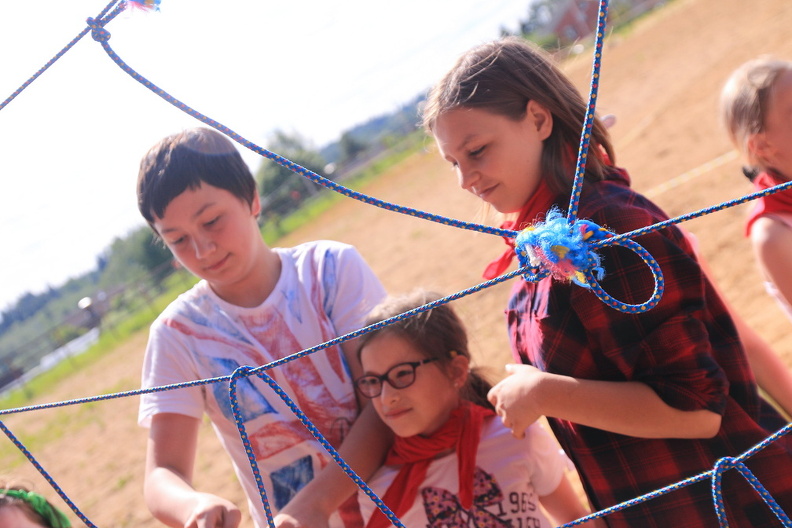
[256,130,327,217]
[338,131,368,164]
[98,226,172,290]
[520,0,554,35]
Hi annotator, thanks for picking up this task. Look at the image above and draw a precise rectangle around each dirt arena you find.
[2,0,792,525]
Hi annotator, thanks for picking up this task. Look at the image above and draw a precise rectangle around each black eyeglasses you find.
[354,358,439,398]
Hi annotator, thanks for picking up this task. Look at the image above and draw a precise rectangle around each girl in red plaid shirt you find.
[422,37,792,527]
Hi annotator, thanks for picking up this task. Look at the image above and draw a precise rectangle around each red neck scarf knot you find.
[482,163,631,280]
[482,179,558,280]
[365,401,494,528]
[745,169,792,236]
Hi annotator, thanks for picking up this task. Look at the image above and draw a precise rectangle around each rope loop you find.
[229,366,276,527]
[514,207,665,313]
[711,457,792,528]
[86,17,111,43]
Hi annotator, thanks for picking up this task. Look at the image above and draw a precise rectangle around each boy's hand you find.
[273,510,329,528]
[185,493,242,528]
[487,364,546,439]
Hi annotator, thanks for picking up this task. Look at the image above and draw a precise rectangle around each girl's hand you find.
[273,510,329,528]
[487,364,546,439]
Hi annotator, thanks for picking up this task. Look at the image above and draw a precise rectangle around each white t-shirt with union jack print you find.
[139,240,386,528]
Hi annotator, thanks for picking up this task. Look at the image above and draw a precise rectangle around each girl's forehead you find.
[767,70,792,121]
[439,106,512,131]
[433,108,500,151]
[360,333,424,369]
[436,107,492,129]
[773,70,792,100]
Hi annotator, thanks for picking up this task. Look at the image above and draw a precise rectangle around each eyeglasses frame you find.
[354,357,440,398]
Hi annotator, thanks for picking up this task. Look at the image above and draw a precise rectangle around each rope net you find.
[1,1,791,527]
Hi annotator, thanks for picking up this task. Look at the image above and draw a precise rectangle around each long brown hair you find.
[422,36,614,196]
[357,290,494,411]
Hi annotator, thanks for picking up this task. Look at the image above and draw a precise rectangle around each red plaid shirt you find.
[507,172,792,527]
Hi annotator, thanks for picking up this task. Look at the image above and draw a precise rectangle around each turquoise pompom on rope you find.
[515,207,606,288]
[513,207,666,314]
[125,0,161,11]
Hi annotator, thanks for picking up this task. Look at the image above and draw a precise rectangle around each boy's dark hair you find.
[137,127,257,231]
[357,290,495,411]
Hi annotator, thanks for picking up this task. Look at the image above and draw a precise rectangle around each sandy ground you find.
[2,0,792,525]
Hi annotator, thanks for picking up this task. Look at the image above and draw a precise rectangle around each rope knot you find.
[514,207,607,287]
[86,17,111,42]
[709,456,792,528]
[513,207,665,313]
[713,456,739,475]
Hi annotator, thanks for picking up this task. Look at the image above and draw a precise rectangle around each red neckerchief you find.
[745,170,792,236]
[482,165,631,279]
[482,179,557,279]
[365,401,494,528]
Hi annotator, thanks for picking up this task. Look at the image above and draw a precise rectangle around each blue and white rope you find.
[1,0,792,526]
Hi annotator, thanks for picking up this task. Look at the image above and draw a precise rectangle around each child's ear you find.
[747,132,772,165]
[251,193,262,217]
[449,354,470,386]
[526,100,553,140]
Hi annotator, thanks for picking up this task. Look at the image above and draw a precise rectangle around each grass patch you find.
[261,132,425,244]
[0,402,100,464]
[0,274,196,410]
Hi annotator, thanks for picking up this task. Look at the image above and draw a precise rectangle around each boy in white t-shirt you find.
[136,127,388,528]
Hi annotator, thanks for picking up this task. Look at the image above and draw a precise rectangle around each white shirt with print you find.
[359,418,570,528]
[139,240,386,528]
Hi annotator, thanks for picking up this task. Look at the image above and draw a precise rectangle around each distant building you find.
[536,0,667,48]
[546,0,600,45]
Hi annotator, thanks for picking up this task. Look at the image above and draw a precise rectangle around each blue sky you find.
[0,0,532,309]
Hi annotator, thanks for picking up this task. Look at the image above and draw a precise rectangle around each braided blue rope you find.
[229,367,405,528]
[80,16,512,242]
[247,272,521,378]
[567,0,609,224]
[711,457,792,527]
[7,3,790,316]
[0,272,516,420]
[0,0,125,113]
[81,7,669,315]
[0,420,97,527]
[1,1,791,526]
[555,422,792,527]
[600,179,792,245]
[0,274,518,527]
[228,367,277,527]
[504,179,792,312]
[0,374,228,417]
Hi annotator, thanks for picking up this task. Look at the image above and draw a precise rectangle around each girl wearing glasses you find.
[354,290,600,528]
